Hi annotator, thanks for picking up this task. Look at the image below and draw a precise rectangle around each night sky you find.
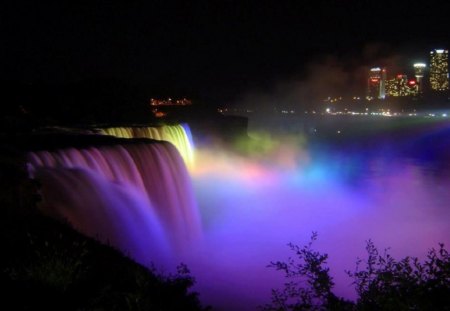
[2,0,450,105]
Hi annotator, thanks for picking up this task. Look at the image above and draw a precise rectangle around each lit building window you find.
[429,49,449,91]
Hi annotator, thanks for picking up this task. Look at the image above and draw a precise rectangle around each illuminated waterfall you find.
[27,141,201,266]
[22,118,450,311]
[98,124,194,167]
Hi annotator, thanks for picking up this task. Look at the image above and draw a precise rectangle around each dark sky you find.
[1,0,449,104]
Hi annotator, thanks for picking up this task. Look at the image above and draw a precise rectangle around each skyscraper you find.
[380,68,387,99]
[367,67,386,99]
[413,63,426,93]
[385,74,418,97]
[429,49,449,91]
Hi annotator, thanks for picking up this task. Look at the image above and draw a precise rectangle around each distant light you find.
[414,63,426,68]
[436,49,445,53]
[370,67,381,71]
[397,74,404,79]
[370,78,379,82]
[326,108,331,113]
[408,80,416,85]
[442,113,447,117]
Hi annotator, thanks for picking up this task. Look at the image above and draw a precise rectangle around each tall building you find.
[386,74,418,97]
[429,49,449,91]
[367,67,386,99]
[413,63,426,93]
[380,68,387,99]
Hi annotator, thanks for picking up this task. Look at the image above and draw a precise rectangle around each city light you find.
[150,98,192,106]
[430,49,449,91]
[364,49,448,99]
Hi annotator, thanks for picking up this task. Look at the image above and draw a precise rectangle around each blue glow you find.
[28,118,450,311]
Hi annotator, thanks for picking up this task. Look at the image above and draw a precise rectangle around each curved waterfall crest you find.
[98,124,195,167]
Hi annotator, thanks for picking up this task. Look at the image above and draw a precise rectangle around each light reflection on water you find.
[187,117,450,311]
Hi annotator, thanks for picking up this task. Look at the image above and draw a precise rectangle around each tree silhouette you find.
[262,233,450,311]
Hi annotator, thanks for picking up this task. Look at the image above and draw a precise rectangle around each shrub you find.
[348,240,450,310]
[262,233,450,311]
[261,232,352,311]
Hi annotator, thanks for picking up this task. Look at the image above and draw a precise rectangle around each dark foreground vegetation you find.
[0,150,209,311]
[262,233,450,311]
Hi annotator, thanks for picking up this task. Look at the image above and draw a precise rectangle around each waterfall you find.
[27,140,201,267]
[98,124,195,167]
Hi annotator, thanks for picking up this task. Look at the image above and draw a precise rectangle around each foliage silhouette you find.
[261,232,352,311]
[348,239,450,310]
[262,233,450,311]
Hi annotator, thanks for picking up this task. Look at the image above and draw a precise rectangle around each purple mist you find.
[28,123,450,311]
[186,120,450,310]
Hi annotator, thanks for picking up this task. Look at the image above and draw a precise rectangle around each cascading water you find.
[27,140,201,267]
[98,124,195,167]
[23,118,450,310]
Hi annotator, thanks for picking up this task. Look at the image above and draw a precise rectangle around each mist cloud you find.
[234,43,414,112]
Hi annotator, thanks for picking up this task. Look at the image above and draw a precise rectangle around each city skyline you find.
[2,1,450,105]
[367,48,448,100]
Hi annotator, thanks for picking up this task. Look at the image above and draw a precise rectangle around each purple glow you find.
[185,126,450,310]
[28,122,450,310]
[28,141,201,267]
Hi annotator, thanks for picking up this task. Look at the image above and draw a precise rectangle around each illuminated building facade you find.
[150,98,192,106]
[367,67,386,99]
[413,63,426,93]
[149,98,192,118]
[429,49,449,91]
[386,74,418,97]
[407,79,419,96]
[380,68,387,99]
